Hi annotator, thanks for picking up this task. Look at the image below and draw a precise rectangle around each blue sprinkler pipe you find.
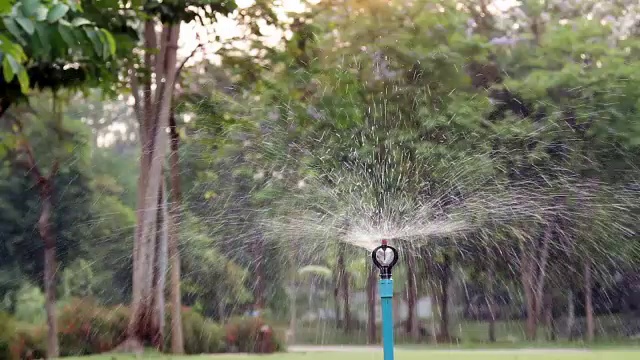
[371,240,399,360]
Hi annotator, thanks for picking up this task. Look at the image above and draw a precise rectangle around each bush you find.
[12,326,46,360]
[224,316,285,353]
[8,299,238,357]
[57,298,128,356]
[0,312,46,360]
[0,312,16,359]
[166,307,225,354]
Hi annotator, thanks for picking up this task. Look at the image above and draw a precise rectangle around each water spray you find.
[371,239,398,360]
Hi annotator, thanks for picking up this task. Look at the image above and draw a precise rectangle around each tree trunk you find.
[486,264,496,343]
[288,280,297,344]
[438,254,451,340]
[566,290,575,340]
[38,179,59,358]
[544,291,555,341]
[584,261,594,342]
[337,244,350,333]
[406,254,419,340]
[520,220,554,341]
[126,21,181,350]
[168,112,184,354]
[521,251,537,341]
[151,183,169,348]
[367,264,377,344]
[333,277,341,327]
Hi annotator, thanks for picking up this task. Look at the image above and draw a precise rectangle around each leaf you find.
[2,56,15,82]
[20,0,41,18]
[2,53,21,82]
[84,27,102,58]
[71,17,92,27]
[34,23,50,55]
[3,18,26,44]
[35,5,48,21]
[96,29,109,58]
[57,23,76,46]
[17,68,29,94]
[15,17,35,35]
[47,4,70,23]
[0,1,12,14]
[99,29,116,55]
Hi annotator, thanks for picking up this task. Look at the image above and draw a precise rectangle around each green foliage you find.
[174,307,225,354]
[180,218,253,319]
[12,282,45,324]
[224,316,285,353]
[144,0,238,24]
[0,311,17,359]
[0,0,117,100]
[8,324,46,360]
[57,298,129,356]
[0,94,135,306]
[61,259,96,299]
[6,299,271,356]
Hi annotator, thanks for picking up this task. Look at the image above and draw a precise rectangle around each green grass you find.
[65,349,640,360]
[286,315,638,345]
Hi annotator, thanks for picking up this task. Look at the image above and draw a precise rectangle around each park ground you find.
[65,348,640,360]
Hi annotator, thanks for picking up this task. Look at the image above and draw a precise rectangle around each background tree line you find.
[1,0,640,357]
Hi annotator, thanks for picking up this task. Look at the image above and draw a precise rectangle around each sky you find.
[177,0,520,65]
[178,0,312,65]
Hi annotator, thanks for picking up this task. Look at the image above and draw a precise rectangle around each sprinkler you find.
[371,239,398,360]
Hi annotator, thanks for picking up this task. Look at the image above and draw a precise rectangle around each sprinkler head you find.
[371,240,398,279]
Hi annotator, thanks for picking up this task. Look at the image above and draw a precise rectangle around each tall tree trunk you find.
[584,261,594,342]
[333,275,341,327]
[566,290,575,340]
[151,183,169,348]
[406,254,419,340]
[367,264,377,344]
[38,178,59,358]
[486,262,497,343]
[337,244,350,333]
[288,279,297,344]
[520,220,554,341]
[521,251,537,341]
[168,112,184,354]
[438,254,451,340]
[126,21,181,350]
[544,290,555,341]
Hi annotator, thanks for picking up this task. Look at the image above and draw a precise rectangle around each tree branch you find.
[14,124,43,181]
[129,62,144,129]
[175,42,204,81]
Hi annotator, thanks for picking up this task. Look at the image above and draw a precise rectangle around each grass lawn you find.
[65,349,640,360]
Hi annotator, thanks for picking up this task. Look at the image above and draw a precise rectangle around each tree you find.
[89,0,239,351]
[1,1,116,355]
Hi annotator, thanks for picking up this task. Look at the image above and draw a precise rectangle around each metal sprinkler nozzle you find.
[371,239,398,279]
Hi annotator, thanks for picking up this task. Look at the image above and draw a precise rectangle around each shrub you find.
[57,298,128,356]
[12,326,46,360]
[166,307,225,354]
[224,316,285,353]
[0,313,46,360]
[0,312,16,359]
[10,298,235,357]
